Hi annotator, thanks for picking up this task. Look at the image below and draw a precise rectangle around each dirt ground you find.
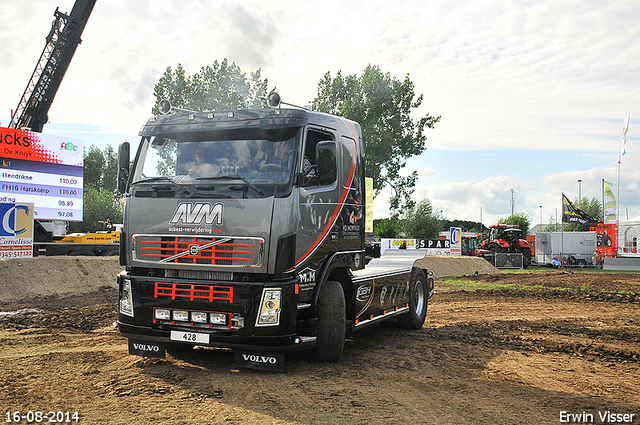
[0,259,639,424]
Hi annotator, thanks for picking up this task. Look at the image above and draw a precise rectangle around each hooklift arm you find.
[9,0,96,133]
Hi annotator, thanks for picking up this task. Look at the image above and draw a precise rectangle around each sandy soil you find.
[0,261,638,424]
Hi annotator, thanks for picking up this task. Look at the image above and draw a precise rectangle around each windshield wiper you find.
[131,176,175,185]
[196,175,265,196]
[131,176,191,195]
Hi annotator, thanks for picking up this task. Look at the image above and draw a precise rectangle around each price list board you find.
[0,127,83,221]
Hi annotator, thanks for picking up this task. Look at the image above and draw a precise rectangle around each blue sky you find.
[2,0,639,226]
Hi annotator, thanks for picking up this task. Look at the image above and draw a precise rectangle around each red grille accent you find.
[154,282,233,303]
[134,235,262,266]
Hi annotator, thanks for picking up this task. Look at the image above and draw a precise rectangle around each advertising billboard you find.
[0,202,34,258]
[0,127,83,221]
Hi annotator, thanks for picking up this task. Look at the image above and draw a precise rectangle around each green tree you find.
[68,187,123,233]
[153,59,269,113]
[374,217,400,238]
[68,145,123,233]
[441,219,486,233]
[312,65,440,214]
[151,60,270,175]
[498,212,531,236]
[400,199,444,238]
[83,145,117,192]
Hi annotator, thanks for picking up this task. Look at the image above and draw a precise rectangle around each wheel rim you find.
[414,280,426,315]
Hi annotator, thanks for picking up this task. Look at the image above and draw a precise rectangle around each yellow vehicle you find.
[59,221,120,244]
[34,221,121,256]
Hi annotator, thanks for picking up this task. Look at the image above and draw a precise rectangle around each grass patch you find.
[437,279,516,291]
[436,279,639,296]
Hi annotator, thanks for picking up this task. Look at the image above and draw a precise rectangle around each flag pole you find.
[602,179,605,223]
[618,111,630,228]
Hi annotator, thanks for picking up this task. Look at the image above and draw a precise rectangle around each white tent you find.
[618,216,640,257]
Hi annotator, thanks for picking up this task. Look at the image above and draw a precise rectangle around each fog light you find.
[256,288,281,326]
[154,309,171,320]
[191,311,208,323]
[119,278,134,317]
[209,313,227,325]
[173,310,189,321]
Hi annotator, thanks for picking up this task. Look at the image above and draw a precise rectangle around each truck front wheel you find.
[396,268,428,330]
[310,280,345,362]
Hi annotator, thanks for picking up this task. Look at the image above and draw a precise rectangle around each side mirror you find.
[117,141,130,194]
[316,141,337,185]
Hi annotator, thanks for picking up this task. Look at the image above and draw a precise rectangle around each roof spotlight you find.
[267,91,281,108]
[159,99,172,114]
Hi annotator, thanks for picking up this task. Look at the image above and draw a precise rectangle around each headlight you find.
[191,311,208,323]
[256,288,282,326]
[173,310,189,321]
[119,279,134,317]
[154,309,171,320]
[209,313,227,325]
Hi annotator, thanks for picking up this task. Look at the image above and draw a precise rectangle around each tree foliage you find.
[497,212,531,236]
[441,219,486,233]
[83,145,117,193]
[373,217,400,238]
[151,60,270,175]
[312,65,440,214]
[152,59,269,113]
[400,199,444,239]
[68,186,123,234]
[68,145,122,233]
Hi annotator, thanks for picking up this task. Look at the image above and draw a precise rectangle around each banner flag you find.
[562,194,598,227]
[603,180,617,224]
[365,177,374,233]
[621,111,630,158]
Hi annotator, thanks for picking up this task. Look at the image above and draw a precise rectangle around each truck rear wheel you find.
[310,280,345,362]
[396,268,428,330]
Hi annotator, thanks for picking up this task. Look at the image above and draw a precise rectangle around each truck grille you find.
[154,282,233,303]
[133,235,263,267]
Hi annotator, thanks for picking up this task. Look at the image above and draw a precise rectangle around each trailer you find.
[535,231,597,266]
[115,94,434,371]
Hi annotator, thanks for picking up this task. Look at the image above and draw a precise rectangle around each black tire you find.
[520,247,532,269]
[310,280,345,362]
[397,268,428,330]
[488,242,504,256]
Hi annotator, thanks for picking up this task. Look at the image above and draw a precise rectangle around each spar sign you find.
[0,202,34,258]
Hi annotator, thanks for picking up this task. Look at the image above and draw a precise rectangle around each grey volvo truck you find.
[116,95,433,371]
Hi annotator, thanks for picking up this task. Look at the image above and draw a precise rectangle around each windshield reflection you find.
[138,137,297,188]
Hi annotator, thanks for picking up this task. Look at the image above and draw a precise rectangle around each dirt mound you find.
[414,255,501,278]
[0,256,123,304]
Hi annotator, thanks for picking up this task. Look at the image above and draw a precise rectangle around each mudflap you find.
[427,275,435,298]
[234,351,285,372]
[128,340,166,359]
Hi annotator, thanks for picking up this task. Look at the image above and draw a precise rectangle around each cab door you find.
[295,127,341,268]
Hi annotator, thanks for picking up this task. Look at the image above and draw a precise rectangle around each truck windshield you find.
[134,134,299,190]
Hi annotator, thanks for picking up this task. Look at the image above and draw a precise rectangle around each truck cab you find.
[116,99,431,370]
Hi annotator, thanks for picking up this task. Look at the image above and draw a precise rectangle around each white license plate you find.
[170,330,210,344]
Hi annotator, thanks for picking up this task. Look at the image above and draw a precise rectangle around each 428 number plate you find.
[170,330,209,344]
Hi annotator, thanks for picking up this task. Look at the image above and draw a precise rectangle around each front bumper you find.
[117,270,316,353]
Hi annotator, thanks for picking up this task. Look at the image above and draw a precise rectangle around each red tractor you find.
[480,224,532,268]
